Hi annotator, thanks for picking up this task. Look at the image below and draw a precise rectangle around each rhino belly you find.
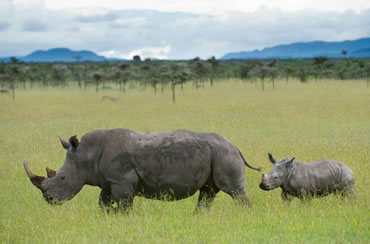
[136,182,201,200]
[134,140,213,200]
[136,164,211,200]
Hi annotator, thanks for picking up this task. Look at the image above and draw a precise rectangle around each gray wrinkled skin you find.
[24,128,261,212]
[259,153,354,201]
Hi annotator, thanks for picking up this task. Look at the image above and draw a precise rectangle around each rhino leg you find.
[281,191,293,202]
[230,189,252,207]
[99,189,115,211]
[110,172,138,212]
[339,186,355,199]
[194,182,220,213]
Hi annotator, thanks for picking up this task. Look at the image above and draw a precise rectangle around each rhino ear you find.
[268,153,278,164]
[286,157,295,169]
[60,137,70,150]
[69,135,79,151]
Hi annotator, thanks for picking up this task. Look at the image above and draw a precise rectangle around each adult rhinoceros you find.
[24,128,261,212]
[259,153,354,201]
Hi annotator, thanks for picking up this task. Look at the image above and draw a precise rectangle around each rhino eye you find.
[274,176,278,179]
[61,176,66,180]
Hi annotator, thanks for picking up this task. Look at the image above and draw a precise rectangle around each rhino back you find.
[287,159,354,194]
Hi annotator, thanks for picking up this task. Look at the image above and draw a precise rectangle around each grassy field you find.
[0,79,369,243]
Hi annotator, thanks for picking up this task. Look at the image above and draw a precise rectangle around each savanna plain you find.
[0,79,369,243]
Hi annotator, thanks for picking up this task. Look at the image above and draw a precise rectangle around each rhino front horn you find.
[23,159,47,190]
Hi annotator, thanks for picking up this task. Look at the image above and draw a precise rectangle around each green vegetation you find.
[1,58,370,102]
[0,79,369,243]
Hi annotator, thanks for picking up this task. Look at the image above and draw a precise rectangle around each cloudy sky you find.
[1,0,370,59]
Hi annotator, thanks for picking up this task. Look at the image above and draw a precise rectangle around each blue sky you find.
[1,0,370,59]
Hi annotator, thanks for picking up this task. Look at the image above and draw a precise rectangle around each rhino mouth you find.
[259,183,271,191]
[43,193,67,205]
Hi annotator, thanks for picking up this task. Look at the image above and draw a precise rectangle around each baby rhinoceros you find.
[259,153,354,201]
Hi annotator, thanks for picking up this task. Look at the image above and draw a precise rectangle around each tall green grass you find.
[1,79,369,243]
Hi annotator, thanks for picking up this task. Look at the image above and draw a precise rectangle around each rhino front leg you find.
[281,191,293,202]
[110,172,138,213]
[339,187,355,200]
[99,189,115,212]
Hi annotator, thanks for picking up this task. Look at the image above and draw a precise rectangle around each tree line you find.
[0,57,369,102]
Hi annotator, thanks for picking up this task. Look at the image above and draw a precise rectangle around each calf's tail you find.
[238,149,262,171]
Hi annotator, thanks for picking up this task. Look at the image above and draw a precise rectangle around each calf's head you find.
[24,136,85,205]
[259,153,295,191]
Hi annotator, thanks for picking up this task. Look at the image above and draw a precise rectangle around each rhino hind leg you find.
[230,189,252,208]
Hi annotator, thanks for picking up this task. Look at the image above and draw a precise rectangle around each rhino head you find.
[24,136,85,205]
[259,153,295,191]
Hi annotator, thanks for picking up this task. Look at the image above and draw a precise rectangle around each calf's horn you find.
[23,159,47,189]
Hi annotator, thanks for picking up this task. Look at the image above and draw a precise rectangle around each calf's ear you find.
[268,153,278,164]
[286,157,295,169]
[60,137,70,150]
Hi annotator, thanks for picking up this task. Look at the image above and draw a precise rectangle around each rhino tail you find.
[238,149,262,171]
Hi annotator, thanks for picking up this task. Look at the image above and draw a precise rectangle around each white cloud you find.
[20,0,370,14]
[1,4,370,59]
[99,45,172,60]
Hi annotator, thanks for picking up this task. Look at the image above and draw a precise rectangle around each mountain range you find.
[1,37,370,62]
[0,48,125,63]
[221,38,370,59]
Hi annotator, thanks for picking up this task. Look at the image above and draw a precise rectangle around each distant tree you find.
[341,50,348,57]
[141,63,161,95]
[161,63,192,103]
[10,56,21,64]
[92,72,103,94]
[51,65,66,86]
[313,56,329,66]
[312,57,329,80]
[0,63,6,88]
[270,67,278,88]
[268,60,278,88]
[192,57,200,62]
[240,63,255,82]
[26,65,40,89]
[282,66,294,83]
[69,64,82,90]
[191,59,209,88]
[133,55,141,62]
[364,63,370,87]
[254,62,274,91]
[207,56,219,86]
[297,66,308,82]
[267,59,278,67]
[7,57,23,100]
[116,63,131,92]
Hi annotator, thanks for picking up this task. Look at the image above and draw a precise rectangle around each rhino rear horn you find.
[46,167,56,178]
[23,160,47,189]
